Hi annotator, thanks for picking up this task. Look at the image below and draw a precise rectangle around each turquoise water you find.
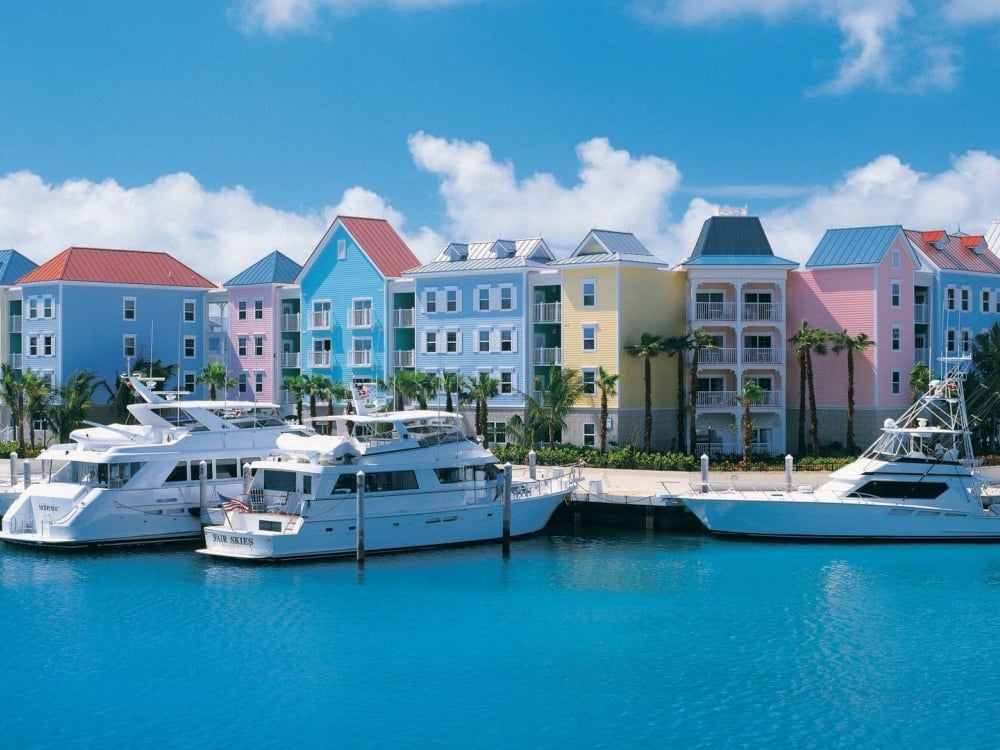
[4,526,1000,749]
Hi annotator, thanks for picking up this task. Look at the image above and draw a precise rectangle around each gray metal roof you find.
[549,252,665,267]
[431,237,554,264]
[225,250,302,286]
[676,216,796,267]
[804,225,902,268]
[404,257,553,275]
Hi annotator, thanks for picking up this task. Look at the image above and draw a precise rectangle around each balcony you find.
[281,313,300,332]
[914,348,930,366]
[310,352,331,368]
[695,440,779,457]
[533,301,562,323]
[8,353,21,369]
[693,301,736,322]
[9,315,22,334]
[310,312,331,330]
[533,347,562,366]
[742,347,783,365]
[351,351,372,368]
[349,308,372,329]
[393,349,415,368]
[742,302,784,321]
[280,351,300,368]
[696,390,782,408]
[697,347,737,365]
[393,308,415,328]
[914,303,929,324]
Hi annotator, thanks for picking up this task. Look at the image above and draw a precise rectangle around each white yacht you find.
[0,377,311,548]
[680,357,1000,540]
[197,409,578,561]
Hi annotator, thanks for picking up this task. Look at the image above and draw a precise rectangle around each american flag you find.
[223,498,249,513]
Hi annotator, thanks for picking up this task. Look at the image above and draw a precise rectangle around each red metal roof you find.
[16,247,217,288]
[905,230,1000,273]
[339,217,420,277]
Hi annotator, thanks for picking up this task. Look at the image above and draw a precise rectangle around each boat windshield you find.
[51,460,145,488]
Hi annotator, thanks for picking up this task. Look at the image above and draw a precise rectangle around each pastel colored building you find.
[676,215,796,456]
[10,246,216,408]
[217,250,302,403]
[405,238,558,442]
[297,216,420,408]
[550,230,680,451]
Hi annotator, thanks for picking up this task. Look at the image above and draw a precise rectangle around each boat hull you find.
[682,493,1000,540]
[198,491,569,560]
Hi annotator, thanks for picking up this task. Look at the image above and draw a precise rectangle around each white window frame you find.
[424,289,437,314]
[237,300,248,321]
[890,280,901,308]
[582,368,597,396]
[499,285,514,311]
[123,334,136,359]
[123,297,136,321]
[183,336,196,359]
[583,422,596,447]
[891,369,901,395]
[891,325,901,351]
[311,300,332,330]
[254,335,264,357]
[499,369,516,394]
[477,328,491,353]
[424,330,437,354]
[337,238,347,260]
[183,299,196,323]
[445,330,461,354]
[238,336,248,357]
[445,287,460,313]
[582,279,596,307]
[582,324,596,351]
[476,286,490,312]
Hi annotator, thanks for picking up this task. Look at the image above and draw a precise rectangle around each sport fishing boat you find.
[680,356,1000,540]
[197,408,579,561]
[0,377,311,548]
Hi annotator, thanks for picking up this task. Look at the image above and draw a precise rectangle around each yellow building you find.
[547,230,685,452]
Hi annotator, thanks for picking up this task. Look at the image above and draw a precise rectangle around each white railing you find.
[349,308,372,329]
[695,441,779,457]
[393,308,415,327]
[281,313,299,332]
[351,351,372,368]
[696,391,738,408]
[280,352,300,368]
[914,303,929,324]
[533,302,562,323]
[693,301,736,321]
[9,315,22,333]
[8,354,21,369]
[914,348,930,365]
[743,347,783,364]
[533,347,562,365]
[311,311,331,330]
[310,352,331,368]
[393,349,415,368]
[698,347,737,365]
[742,302,783,321]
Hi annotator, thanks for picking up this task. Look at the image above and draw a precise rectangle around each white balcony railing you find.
[280,351,300,368]
[698,347,737,365]
[310,351,331,368]
[350,308,372,329]
[914,303,929,324]
[351,351,372,368]
[9,315,22,333]
[533,347,562,366]
[393,349,415,368]
[393,308,415,328]
[533,301,562,323]
[281,313,300,332]
[742,347,783,365]
[696,390,782,408]
[742,302,783,321]
[695,440,779,456]
[693,301,736,321]
[311,311,331,330]
[8,353,21,369]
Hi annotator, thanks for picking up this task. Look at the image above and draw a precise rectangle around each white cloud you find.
[407,132,682,254]
[0,171,437,283]
[2,141,999,284]
[632,0,983,94]
[234,0,474,33]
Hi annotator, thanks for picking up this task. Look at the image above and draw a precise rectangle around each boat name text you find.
[208,532,254,547]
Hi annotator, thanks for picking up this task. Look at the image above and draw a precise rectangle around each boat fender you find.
[166,435,171,443]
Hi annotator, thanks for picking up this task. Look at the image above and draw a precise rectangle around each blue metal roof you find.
[0,249,38,285]
[225,250,301,286]
[805,225,902,268]
[677,216,796,267]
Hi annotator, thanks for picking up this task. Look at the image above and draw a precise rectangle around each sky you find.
[2,0,1000,283]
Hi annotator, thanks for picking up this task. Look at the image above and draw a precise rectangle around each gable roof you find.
[680,216,797,267]
[549,229,665,267]
[225,250,301,286]
[16,247,216,288]
[904,229,1000,274]
[0,249,38,285]
[804,225,904,268]
[339,216,420,277]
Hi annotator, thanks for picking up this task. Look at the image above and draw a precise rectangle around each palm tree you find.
[47,370,101,443]
[597,366,620,453]
[282,375,308,424]
[305,374,332,422]
[131,356,178,390]
[790,322,829,455]
[908,361,931,404]
[521,365,583,446]
[412,371,438,410]
[662,334,692,453]
[687,328,716,456]
[624,332,664,452]
[971,323,1000,451]
[196,361,237,400]
[465,372,499,446]
[327,381,351,416]
[831,330,875,453]
[736,380,765,470]
[441,372,464,413]
[0,364,25,453]
[21,371,50,449]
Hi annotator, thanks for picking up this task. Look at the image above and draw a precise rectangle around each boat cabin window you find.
[849,481,948,500]
[54,461,144,488]
[191,461,214,480]
[262,469,298,494]
[329,470,419,494]
[435,465,496,483]
[216,458,240,479]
